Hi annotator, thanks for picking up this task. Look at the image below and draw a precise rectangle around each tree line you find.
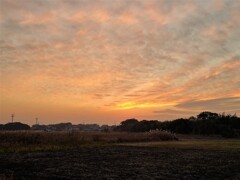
[1,111,240,137]
[114,112,240,138]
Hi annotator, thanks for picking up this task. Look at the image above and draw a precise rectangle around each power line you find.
[11,114,14,123]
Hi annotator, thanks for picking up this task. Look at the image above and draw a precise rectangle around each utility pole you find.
[36,117,38,125]
[11,114,14,123]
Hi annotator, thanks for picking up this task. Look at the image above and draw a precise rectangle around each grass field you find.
[0,132,239,179]
[119,138,240,151]
[0,130,177,152]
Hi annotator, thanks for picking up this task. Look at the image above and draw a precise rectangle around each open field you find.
[0,144,239,179]
[0,131,177,152]
[119,138,240,151]
[0,132,240,179]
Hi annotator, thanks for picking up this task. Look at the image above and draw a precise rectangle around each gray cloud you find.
[176,97,240,113]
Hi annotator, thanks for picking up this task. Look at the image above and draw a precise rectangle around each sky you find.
[0,0,240,125]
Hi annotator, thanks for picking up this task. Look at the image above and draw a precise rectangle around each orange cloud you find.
[117,12,138,25]
[69,11,86,23]
[213,1,224,11]
[69,9,110,24]
[146,9,169,25]
[146,2,195,25]
[20,12,55,26]
[93,9,110,23]
[204,58,240,79]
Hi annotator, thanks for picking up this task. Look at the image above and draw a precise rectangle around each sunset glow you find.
[116,101,177,110]
[0,0,240,125]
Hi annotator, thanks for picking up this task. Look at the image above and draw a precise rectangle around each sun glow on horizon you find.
[115,101,177,110]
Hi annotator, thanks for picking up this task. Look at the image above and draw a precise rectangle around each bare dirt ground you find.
[0,145,240,179]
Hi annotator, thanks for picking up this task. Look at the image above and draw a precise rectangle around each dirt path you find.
[0,146,240,179]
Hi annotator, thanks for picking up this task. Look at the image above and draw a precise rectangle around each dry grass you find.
[0,130,177,152]
[119,138,240,151]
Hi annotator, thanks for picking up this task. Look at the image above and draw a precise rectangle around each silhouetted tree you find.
[189,116,197,121]
[197,112,219,121]
[2,122,30,131]
[161,119,193,134]
[115,112,240,137]
[133,120,161,132]
[116,118,139,132]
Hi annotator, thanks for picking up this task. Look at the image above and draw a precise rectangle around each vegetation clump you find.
[114,112,240,138]
[0,122,30,131]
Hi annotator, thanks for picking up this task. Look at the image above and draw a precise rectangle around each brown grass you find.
[0,130,177,152]
[119,138,240,151]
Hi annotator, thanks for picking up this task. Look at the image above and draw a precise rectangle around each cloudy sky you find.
[0,0,240,125]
